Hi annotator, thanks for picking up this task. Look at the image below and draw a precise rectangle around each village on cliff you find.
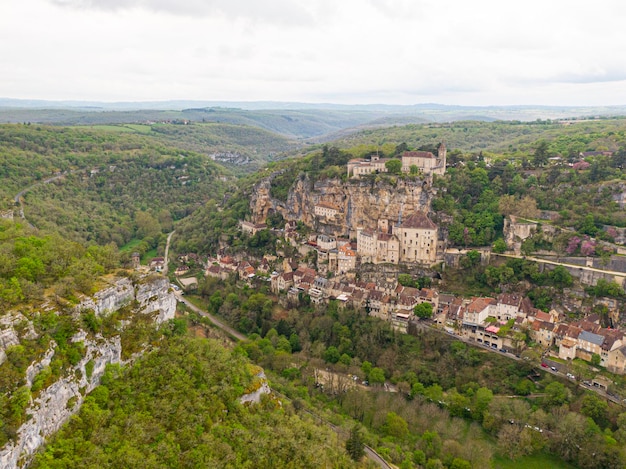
[175,145,626,379]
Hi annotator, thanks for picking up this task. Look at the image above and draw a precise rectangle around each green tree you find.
[385,159,402,174]
[369,367,385,385]
[492,238,507,253]
[345,425,364,461]
[472,387,493,422]
[545,381,570,406]
[384,412,409,439]
[323,346,340,364]
[414,302,433,319]
[550,265,573,288]
[581,394,609,428]
[591,353,601,366]
[533,140,550,167]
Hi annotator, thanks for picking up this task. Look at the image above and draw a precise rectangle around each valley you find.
[2,108,626,468]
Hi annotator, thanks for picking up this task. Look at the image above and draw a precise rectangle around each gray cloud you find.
[554,70,626,85]
[50,0,315,25]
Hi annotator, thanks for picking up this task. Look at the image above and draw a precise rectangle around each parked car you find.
[541,363,548,368]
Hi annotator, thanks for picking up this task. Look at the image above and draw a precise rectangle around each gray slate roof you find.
[579,330,604,346]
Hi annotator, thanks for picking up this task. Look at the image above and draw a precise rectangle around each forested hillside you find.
[0,124,232,251]
[30,336,354,469]
[333,118,626,156]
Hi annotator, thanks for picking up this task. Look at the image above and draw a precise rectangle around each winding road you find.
[13,171,84,227]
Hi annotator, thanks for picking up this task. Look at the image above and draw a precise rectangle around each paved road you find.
[176,294,246,341]
[437,326,626,407]
[364,445,393,469]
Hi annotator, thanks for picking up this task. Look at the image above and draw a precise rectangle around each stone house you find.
[240,220,267,235]
[314,202,341,219]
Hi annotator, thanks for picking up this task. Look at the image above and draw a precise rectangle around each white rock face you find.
[0,274,175,469]
[77,277,135,317]
[0,312,35,365]
[239,371,271,405]
[134,276,177,323]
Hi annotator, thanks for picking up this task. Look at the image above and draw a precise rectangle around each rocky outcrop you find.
[239,370,271,405]
[250,173,432,237]
[0,274,176,469]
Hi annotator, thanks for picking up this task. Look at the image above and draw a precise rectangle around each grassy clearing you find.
[85,124,135,133]
[142,248,157,263]
[119,238,143,252]
[493,452,577,469]
[123,124,152,133]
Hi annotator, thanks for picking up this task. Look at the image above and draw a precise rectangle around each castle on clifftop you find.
[347,142,446,178]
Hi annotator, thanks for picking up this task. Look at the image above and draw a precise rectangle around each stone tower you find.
[437,141,447,173]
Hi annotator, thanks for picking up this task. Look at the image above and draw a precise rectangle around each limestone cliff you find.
[250,173,432,236]
[0,274,176,469]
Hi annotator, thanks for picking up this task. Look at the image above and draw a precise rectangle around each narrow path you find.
[494,252,626,278]
[177,295,246,341]
[163,230,175,275]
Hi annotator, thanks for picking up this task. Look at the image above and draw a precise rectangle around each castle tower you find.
[131,252,141,270]
[437,141,446,174]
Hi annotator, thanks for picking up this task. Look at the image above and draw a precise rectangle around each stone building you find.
[401,143,446,176]
[357,211,438,265]
[396,212,438,264]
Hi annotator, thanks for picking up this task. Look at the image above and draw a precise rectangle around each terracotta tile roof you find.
[561,337,577,348]
[403,150,435,159]
[600,329,624,351]
[369,290,384,301]
[316,201,340,211]
[573,320,602,334]
[535,311,552,322]
[466,297,496,314]
[497,293,523,306]
[400,211,437,230]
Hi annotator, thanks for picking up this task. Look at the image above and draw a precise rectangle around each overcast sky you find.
[2,0,625,106]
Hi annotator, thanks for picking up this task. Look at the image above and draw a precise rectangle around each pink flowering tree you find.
[580,238,596,256]
[565,236,581,255]
[606,227,618,241]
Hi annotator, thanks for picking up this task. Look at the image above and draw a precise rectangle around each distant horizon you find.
[2,97,626,111]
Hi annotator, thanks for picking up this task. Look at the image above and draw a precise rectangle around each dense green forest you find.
[0,124,233,250]
[31,336,355,469]
[0,219,119,307]
[0,220,122,445]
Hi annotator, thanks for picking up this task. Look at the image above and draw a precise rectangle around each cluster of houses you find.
[265,255,626,374]
[268,259,440,332]
[435,293,626,375]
